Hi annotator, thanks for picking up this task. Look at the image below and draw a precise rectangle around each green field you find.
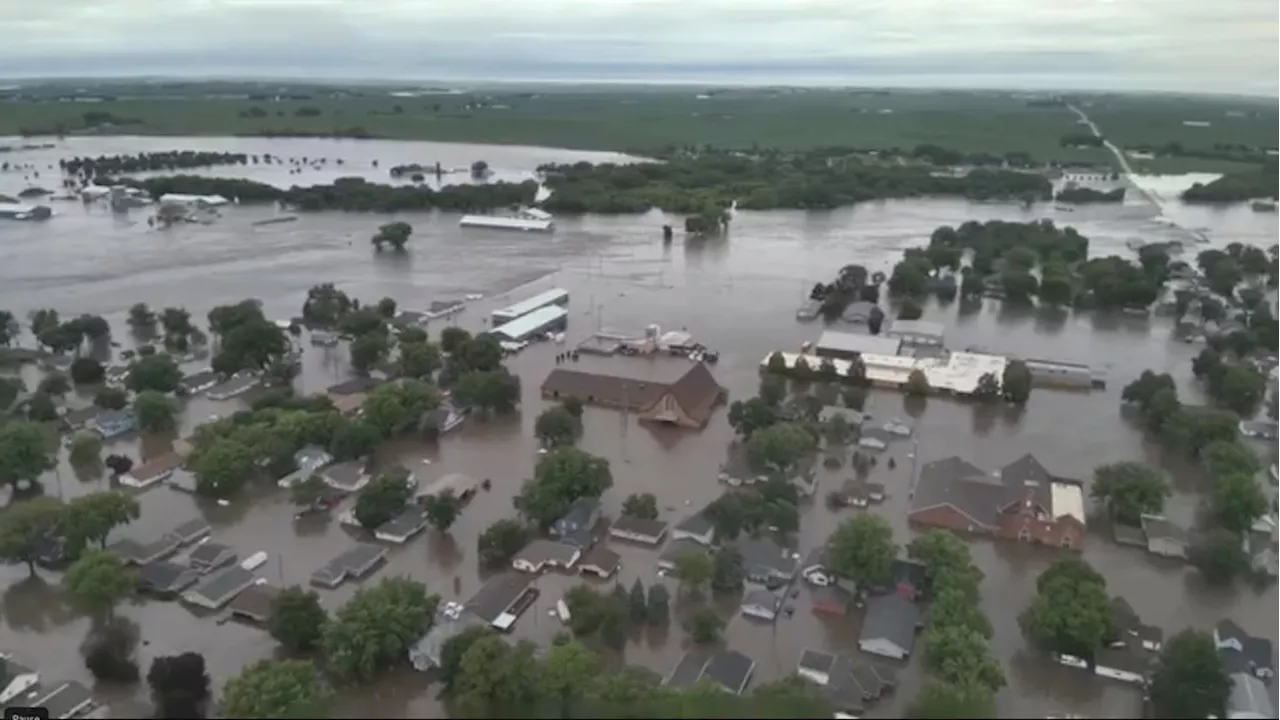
[0,82,1274,171]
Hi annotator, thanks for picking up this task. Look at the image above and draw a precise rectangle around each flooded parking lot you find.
[0,136,1276,717]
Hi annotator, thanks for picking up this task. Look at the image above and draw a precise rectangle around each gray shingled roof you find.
[910,456,1007,528]
[701,650,755,695]
[859,594,919,654]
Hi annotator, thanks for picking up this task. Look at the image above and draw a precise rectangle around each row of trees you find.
[60,151,250,177]
[0,490,140,575]
[1181,161,1279,203]
[534,151,1053,217]
[1121,371,1268,583]
[911,530,1003,717]
[107,174,541,213]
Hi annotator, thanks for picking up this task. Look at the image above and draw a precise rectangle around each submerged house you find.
[540,363,726,429]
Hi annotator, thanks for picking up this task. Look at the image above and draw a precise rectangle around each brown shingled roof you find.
[540,369,667,409]
[645,363,725,426]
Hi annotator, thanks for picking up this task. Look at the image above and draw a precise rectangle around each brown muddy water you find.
[0,137,1276,718]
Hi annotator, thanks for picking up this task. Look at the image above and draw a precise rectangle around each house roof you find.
[556,497,600,529]
[734,536,798,578]
[188,566,255,605]
[178,370,220,390]
[514,539,580,567]
[327,376,381,396]
[641,362,725,426]
[886,319,945,339]
[170,518,212,542]
[138,560,200,593]
[660,538,710,564]
[798,648,837,675]
[910,457,1007,528]
[540,369,666,409]
[227,583,280,622]
[1095,647,1149,674]
[333,544,387,573]
[816,330,903,357]
[332,392,368,415]
[189,542,235,568]
[580,545,620,573]
[803,545,829,571]
[665,652,710,688]
[323,460,368,489]
[1140,514,1189,544]
[673,512,715,537]
[466,572,533,622]
[377,506,427,538]
[742,588,783,613]
[295,445,332,467]
[1229,672,1275,718]
[96,409,135,427]
[1216,620,1275,674]
[129,452,183,480]
[610,515,669,540]
[859,593,919,654]
[700,650,755,695]
[35,681,95,719]
[109,535,182,564]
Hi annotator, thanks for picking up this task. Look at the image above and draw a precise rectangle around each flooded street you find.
[0,136,1276,718]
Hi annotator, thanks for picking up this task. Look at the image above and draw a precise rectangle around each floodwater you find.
[0,136,1276,718]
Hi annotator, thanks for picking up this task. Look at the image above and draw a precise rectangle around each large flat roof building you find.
[814,331,903,360]
[491,288,569,325]
[492,306,568,342]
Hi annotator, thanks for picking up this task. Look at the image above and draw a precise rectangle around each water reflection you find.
[3,576,76,632]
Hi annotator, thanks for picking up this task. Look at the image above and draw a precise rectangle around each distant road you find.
[1068,104,1162,209]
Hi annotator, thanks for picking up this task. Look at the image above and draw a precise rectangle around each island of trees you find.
[104,174,540,213]
[537,150,1053,217]
[1054,186,1125,203]
[60,151,251,177]
[1182,160,1279,203]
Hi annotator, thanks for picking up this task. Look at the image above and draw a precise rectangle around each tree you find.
[908,679,996,719]
[765,351,788,375]
[354,470,413,530]
[646,583,670,625]
[477,519,531,567]
[1209,365,1267,416]
[376,297,398,319]
[1150,629,1231,720]
[627,578,648,625]
[0,377,22,411]
[440,326,471,355]
[38,373,70,397]
[973,372,1000,402]
[928,586,991,638]
[337,308,387,338]
[904,369,931,397]
[0,310,18,347]
[757,375,787,408]
[727,397,779,439]
[1090,462,1170,526]
[542,639,599,717]
[215,318,289,373]
[1019,558,1114,657]
[1210,472,1266,534]
[453,369,521,415]
[83,619,140,683]
[290,474,330,508]
[751,676,837,718]
[1189,529,1250,585]
[94,386,128,410]
[823,412,853,445]
[127,354,182,393]
[128,302,156,330]
[371,221,413,251]
[899,299,924,320]
[711,546,745,593]
[621,492,659,520]
[453,634,542,716]
[1001,360,1032,403]
[220,659,333,719]
[828,515,897,587]
[68,431,103,468]
[685,607,724,644]
[70,357,105,385]
[134,390,177,433]
[535,405,578,447]
[192,438,255,498]
[65,491,140,551]
[514,447,612,526]
[324,577,438,680]
[26,392,58,422]
[0,421,55,490]
[907,530,977,586]
[745,421,816,472]
[399,340,442,379]
[439,625,495,693]
[422,489,462,532]
[63,549,134,620]
[148,652,212,719]
[841,385,867,411]
[361,380,441,437]
[922,624,1005,690]
[328,419,380,461]
[1201,440,1262,478]
[672,549,713,596]
[349,332,390,374]
[268,586,329,653]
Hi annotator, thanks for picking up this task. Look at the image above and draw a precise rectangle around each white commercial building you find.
[760,350,1008,396]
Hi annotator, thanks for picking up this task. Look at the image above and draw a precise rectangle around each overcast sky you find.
[2,0,1276,95]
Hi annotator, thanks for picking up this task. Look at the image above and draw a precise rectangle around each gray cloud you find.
[0,0,1275,93]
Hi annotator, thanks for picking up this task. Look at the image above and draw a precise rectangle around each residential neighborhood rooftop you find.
[466,572,534,623]
[700,649,756,695]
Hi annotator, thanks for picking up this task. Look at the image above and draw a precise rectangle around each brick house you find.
[908,454,1086,550]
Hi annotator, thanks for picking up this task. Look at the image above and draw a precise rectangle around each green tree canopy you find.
[0,497,66,575]
[322,577,438,680]
[827,515,897,587]
[268,586,329,653]
[63,548,134,618]
[219,659,333,719]
[1090,462,1170,525]
[1150,629,1231,720]
[514,447,612,527]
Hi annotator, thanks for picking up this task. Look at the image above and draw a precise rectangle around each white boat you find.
[241,551,268,571]
[556,600,571,622]
[459,214,554,233]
